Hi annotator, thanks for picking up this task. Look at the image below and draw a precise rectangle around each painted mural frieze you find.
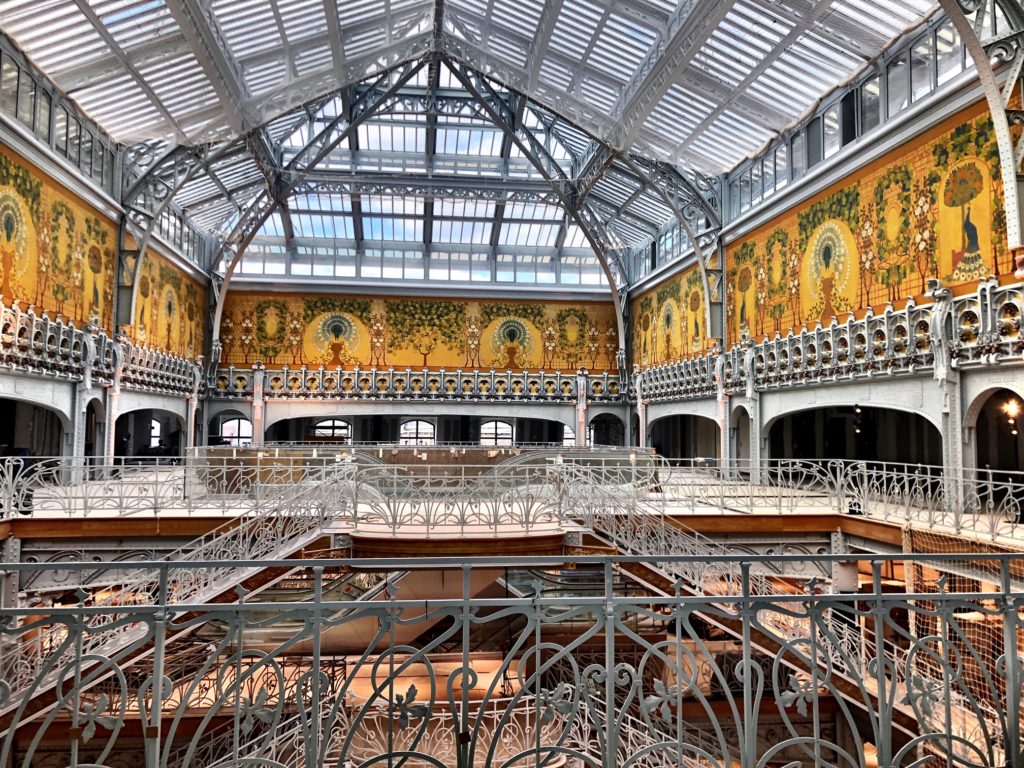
[125,251,206,358]
[0,147,116,331]
[630,262,711,368]
[220,292,619,372]
[725,108,1014,346]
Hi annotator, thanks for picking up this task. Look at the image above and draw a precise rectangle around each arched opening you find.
[649,415,720,459]
[208,410,253,447]
[731,406,752,464]
[512,418,572,445]
[115,409,184,459]
[589,413,626,447]
[974,388,1024,474]
[399,419,435,446]
[312,419,352,443]
[83,399,104,459]
[767,405,941,465]
[0,397,66,457]
[480,420,513,447]
[562,425,576,447]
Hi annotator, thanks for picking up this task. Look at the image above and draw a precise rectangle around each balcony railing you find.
[639,279,1024,402]
[0,553,1020,768]
[209,365,624,402]
[0,296,201,395]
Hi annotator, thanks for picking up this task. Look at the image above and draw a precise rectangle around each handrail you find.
[0,458,359,713]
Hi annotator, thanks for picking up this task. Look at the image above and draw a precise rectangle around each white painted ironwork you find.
[0,552,1019,767]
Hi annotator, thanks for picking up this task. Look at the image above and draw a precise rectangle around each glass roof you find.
[0,0,937,171]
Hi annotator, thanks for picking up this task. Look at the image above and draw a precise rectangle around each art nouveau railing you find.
[557,470,1007,767]
[640,279,1024,401]
[656,458,1024,545]
[1,553,1019,768]
[0,454,352,520]
[121,342,198,396]
[210,365,624,402]
[0,296,201,395]
[0,459,359,713]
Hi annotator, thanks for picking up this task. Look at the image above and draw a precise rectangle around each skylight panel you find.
[243,57,288,95]
[278,0,328,39]
[589,12,656,83]
[549,1,604,60]
[436,127,503,156]
[100,0,175,50]
[295,44,333,76]
[211,0,283,58]
[487,33,529,68]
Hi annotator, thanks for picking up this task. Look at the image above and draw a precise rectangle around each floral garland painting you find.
[220,292,619,371]
[630,262,711,366]
[0,145,116,330]
[724,106,1014,346]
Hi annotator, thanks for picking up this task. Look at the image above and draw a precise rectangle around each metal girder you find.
[165,0,251,135]
[208,57,428,364]
[940,0,1024,277]
[291,172,563,200]
[526,0,564,92]
[324,0,346,81]
[445,56,629,354]
[622,155,723,345]
[117,138,246,333]
[614,0,738,149]
[576,144,617,204]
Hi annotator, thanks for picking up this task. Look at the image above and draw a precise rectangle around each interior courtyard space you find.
[0,0,1024,765]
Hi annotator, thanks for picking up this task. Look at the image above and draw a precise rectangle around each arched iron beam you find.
[208,58,428,362]
[446,56,630,353]
[621,155,722,344]
[939,0,1024,277]
[116,138,247,333]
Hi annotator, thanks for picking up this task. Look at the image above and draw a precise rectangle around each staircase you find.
[0,458,360,723]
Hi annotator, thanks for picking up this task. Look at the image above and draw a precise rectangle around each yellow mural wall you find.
[630,263,711,367]
[124,249,206,358]
[0,143,117,330]
[725,102,1016,346]
[220,292,619,371]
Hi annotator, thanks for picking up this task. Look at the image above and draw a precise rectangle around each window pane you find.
[823,106,840,158]
[80,132,93,177]
[16,74,33,129]
[806,116,823,167]
[0,56,17,118]
[739,170,751,211]
[774,145,788,190]
[861,76,881,132]
[67,118,80,164]
[936,23,962,85]
[911,35,933,101]
[750,162,762,205]
[54,108,68,155]
[35,90,50,142]
[887,54,909,116]
[791,133,805,178]
[763,152,775,195]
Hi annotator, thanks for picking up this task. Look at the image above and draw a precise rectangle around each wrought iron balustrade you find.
[209,364,623,402]
[0,454,353,520]
[0,459,359,712]
[638,279,1024,402]
[0,553,1018,768]
[0,296,201,394]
